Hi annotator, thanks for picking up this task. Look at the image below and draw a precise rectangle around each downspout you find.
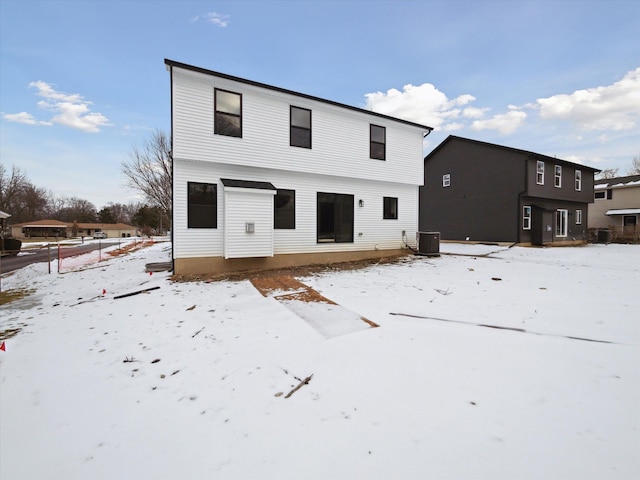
[166,61,175,272]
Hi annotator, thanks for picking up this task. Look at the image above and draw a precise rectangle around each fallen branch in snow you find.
[285,374,313,399]
[192,327,205,338]
[114,286,160,299]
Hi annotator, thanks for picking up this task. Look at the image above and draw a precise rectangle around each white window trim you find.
[442,173,451,187]
[554,165,562,188]
[536,161,544,185]
[575,170,582,191]
[523,205,532,230]
[576,209,582,225]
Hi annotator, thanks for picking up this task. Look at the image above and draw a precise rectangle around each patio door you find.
[555,209,568,238]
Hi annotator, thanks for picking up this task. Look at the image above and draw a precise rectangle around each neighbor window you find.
[555,209,568,237]
[188,182,217,228]
[370,125,386,160]
[215,88,242,137]
[274,189,296,229]
[290,106,311,148]
[523,205,532,230]
[383,197,398,220]
[594,191,605,199]
[576,209,582,225]
[536,161,544,185]
[554,165,562,188]
[575,170,582,191]
[442,174,451,187]
[317,192,354,243]
[607,189,613,199]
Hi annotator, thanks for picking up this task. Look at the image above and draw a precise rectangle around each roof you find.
[595,174,640,188]
[425,135,601,172]
[0,210,11,219]
[11,220,136,229]
[606,209,640,215]
[221,179,277,190]
[165,58,433,133]
[12,219,68,228]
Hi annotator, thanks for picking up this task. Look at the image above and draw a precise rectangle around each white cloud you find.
[535,67,640,131]
[3,81,110,133]
[192,12,230,27]
[364,83,478,130]
[2,111,50,126]
[471,110,527,135]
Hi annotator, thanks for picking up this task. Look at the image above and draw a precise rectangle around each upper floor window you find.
[383,197,398,220]
[536,161,544,185]
[442,174,451,187]
[290,106,311,148]
[554,165,562,188]
[215,89,242,138]
[523,205,532,230]
[594,191,606,199]
[370,125,386,160]
[575,170,582,191]
[188,182,217,228]
[274,189,296,229]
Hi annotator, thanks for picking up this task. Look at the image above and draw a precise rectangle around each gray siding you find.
[420,139,525,242]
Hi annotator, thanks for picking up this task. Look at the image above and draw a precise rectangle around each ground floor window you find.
[188,182,217,228]
[274,189,295,229]
[383,197,398,219]
[523,205,531,230]
[576,209,582,225]
[317,192,354,243]
[555,209,568,237]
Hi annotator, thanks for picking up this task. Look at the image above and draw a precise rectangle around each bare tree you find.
[0,163,28,214]
[628,153,640,175]
[121,130,172,225]
[596,168,620,180]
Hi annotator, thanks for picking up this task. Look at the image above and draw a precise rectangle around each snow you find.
[1,240,639,479]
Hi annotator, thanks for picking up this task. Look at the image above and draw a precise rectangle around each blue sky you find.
[1,0,639,210]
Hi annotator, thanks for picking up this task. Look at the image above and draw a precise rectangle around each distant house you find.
[10,220,137,239]
[165,59,432,275]
[589,174,640,241]
[419,136,600,245]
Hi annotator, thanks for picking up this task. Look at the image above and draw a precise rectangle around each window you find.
[370,125,386,160]
[576,209,582,225]
[317,192,354,243]
[554,165,562,188]
[555,209,568,237]
[607,189,613,200]
[188,182,217,228]
[215,89,242,137]
[575,170,582,191]
[536,161,544,185]
[274,189,296,229]
[442,174,451,187]
[290,106,311,148]
[594,191,605,199]
[523,205,532,230]
[383,197,398,220]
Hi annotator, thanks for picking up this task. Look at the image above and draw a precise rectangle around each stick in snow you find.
[285,374,313,399]
[114,286,160,299]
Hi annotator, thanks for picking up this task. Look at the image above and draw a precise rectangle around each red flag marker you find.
[0,341,6,352]
[102,289,106,295]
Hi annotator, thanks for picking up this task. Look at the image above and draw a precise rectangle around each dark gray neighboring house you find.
[419,136,600,245]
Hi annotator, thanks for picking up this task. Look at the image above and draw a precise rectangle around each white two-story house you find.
[165,59,433,275]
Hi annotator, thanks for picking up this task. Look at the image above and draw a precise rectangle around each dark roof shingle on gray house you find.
[419,136,600,245]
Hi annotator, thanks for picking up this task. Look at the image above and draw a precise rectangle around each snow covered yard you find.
[1,241,638,480]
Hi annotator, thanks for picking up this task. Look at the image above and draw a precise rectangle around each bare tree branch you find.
[121,130,172,221]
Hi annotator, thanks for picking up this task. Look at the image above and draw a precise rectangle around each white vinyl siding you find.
[171,68,425,186]
[173,160,419,259]
[223,187,275,258]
